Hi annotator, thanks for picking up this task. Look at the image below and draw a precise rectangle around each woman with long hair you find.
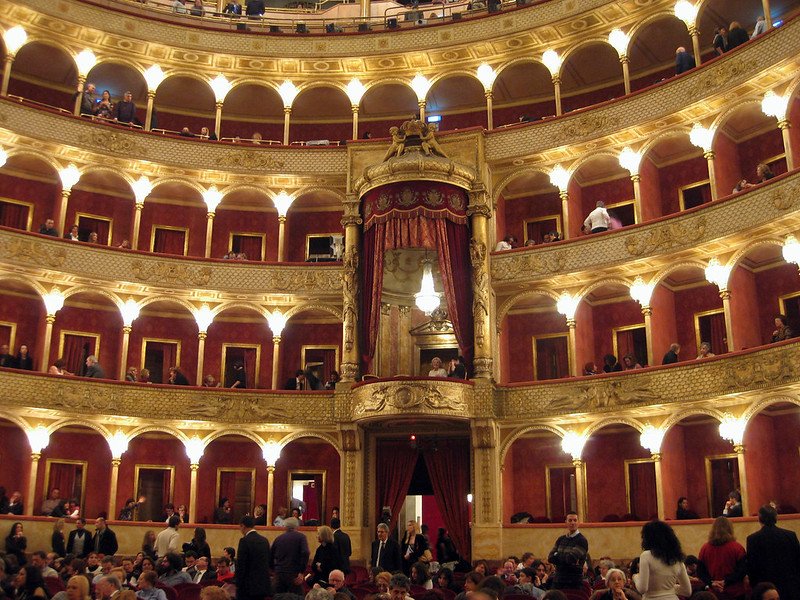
[632,521,691,599]
[410,561,433,590]
[697,517,746,600]
[52,519,67,557]
[400,520,430,575]
[5,522,28,566]
[183,527,211,560]
[307,525,344,585]
[12,567,48,600]
[141,531,157,561]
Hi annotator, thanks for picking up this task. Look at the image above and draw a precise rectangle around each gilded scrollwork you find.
[724,352,795,389]
[131,259,213,287]
[553,114,621,144]
[686,58,759,100]
[470,239,489,349]
[352,381,470,416]
[342,246,359,354]
[624,217,707,257]
[77,131,148,156]
[547,377,663,413]
[215,151,286,170]
[490,251,567,280]
[0,236,68,268]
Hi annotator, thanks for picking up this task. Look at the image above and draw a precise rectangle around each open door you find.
[546,464,577,522]
[142,339,181,384]
[59,332,100,376]
[222,344,260,389]
[217,468,255,523]
[705,454,740,517]
[135,465,175,521]
[44,460,87,512]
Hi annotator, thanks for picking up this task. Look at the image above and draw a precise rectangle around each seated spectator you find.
[215,557,234,584]
[199,127,218,141]
[189,0,205,15]
[750,583,779,600]
[139,368,151,383]
[495,235,517,251]
[95,90,114,119]
[676,497,699,520]
[64,225,80,241]
[722,491,743,518]
[158,553,191,587]
[88,232,99,244]
[6,521,28,564]
[116,240,131,249]
[602,354,622,373]
[215,498,233,524]
[49,358,72,376]
[772,314,794,342]
[168,366,189,385]
[428,357,448,378]
[447,356,467,380]
[727,21,749,49]
[125,366,138,382]
[583,362,599,376]
[5,492,24,515]
[136,571,166,600]
[230,362,246,388]
[525,239,536,247]
[505,568,543,598]
[16,344,34,370]
[41,488,62,516]
[590,568,639,600]
[411,562,433,590]
[85,355,106,378]
[113,91,136,124]
[202,374,221,387]
[245,0,265,17]
[252,132,263,144]
[13,566,48,600]
[696,342,715,359]
[222,0,242,14]
[620,354,641,370]
[92,557,115,584]
[0,344,14,367]
[752,15,767,38]
[674,47,695,74]
[180,127,194,137]
[661,343,680,365]
[172,0,188,13]
[39,218,58,237]
[53,575,91,600]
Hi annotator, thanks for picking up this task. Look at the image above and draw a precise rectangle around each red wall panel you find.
[737,129,785,181]
[728,266,762,351]
[218,119,284,142]
[649,285,678,361]
[284,211,344,263]
[290,121,351,144]
[576,177,634,225]
[755,264,800,342]
[0,421,34,500]
[139,201,207,257]
[638,157,662,221]
[66,189,134,246]
[7,78,74,111]
[589,300,645,364]
[127,314,200,383]
[712,132,742,198]
[210,208,279,261]
[50,303,123,379]
[501,192,561,244]
[677,421,735,519]
[203,317,274,388]
[743,414,778,514]
[503,435,566,521]
[505,310,566,382]
[656,155,709,216]
[278,322,341,387]
[673,284,723,358]
[0,173,60,231]
[0,290,45,359]
[660,424,689,519]
[773,411,800,509]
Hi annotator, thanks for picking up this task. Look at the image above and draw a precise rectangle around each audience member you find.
[84,355,105,378]
[747,505,800,598]
[371,523,402,573]
[6,522,28,566]
[400,521,430,576]
[676,497,699,520]
[621,354,641,370]
[200,127,218,141]
[5,491,24,515]
[172,0,188,13]
[772,314,794,342]
[726,21,749,49]
[168,366,189,385]
[95,90,114,119]
[16,344,34,370]
[76,83,97,116]
[695,342,715,359]
[582,201,610,234]
[495,235,517,251]
[92,518,118,556]
[41,488,62,516]
[675,47,696,74]
[331,518,352,573]
[712,27,728,55]
[271,517,310,594]
[202,374,221,387]
[49,358,72,375]
[189,0,205,17]
[39,219,58,237]
[602,354,622,373]
[0,344,14,367]
[750,583,779,600]
[125,367,138,382]
[583,362,599,376]
[447,357,467,379]
[113,91,137,124]
[88,232,99,244]
[222,0,242,15]
[215,498,234,524]
[428,357,448,377]
[158,553,191,586]
[236,516,272,600]
[661,343,680,365]
[52,519,67,557]
[285,369,306,390]
[135,571,165,600]
[697,517,745,598]
[65,225,80,241]
[752,15,767,38]
[632,521,691,599]
[547,512,588,590]
[592,568,638,600]
[12,566,48,600]
[154,516,181,558]
[246,0,265,17]
[722,491,742,518]
[67,519,91,558]
[230,362,247,388]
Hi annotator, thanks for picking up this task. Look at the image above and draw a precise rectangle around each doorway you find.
[135,465,175,521]
[705,454,740,517]
[221,344,260,389]
[217,468,255,523]
[142,339,181,384]
[546,464,577,522]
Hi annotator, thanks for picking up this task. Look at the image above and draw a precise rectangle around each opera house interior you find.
[1,0,800,589]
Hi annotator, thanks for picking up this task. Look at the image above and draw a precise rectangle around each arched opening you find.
[567,155,634,238]
[291,85,352,143]
[7,41,77,110]
[220,83,284,142]
[0,278,46,370]
[560,43,624,113]
[66,170,134,246]
[152,75,215,135]
[0,418,33,504]
[499,294,565,383]
[141,181,206,257]
[0,153,60,233]
[82,62,148,125]
[279,307,342,389]
[628,17,693,91]
[284,190,344,263]
[212,188,277,261]
[492,61,555,126]
[204,305,271,389]
[360,82,418,139]
[425,74,485,131]
[494,170,561,247]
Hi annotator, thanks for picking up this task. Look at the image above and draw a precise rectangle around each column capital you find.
[687,24,699,37]
[190,463,200,471]
[272,335,282,345]
[341,200,363,227]
[135,202,145,211]
[147,90,156,100]
[46,314,56,324]
[31,452,41,462]
[778,119,791,131]
[283,106,292,115]
[734,443,745,454]
[467,186,491,218]
[484,90,493,101]
[198,331,207,341]
[571,458,583,467]
[339,362,359,382]
[703,150,715,160]
[566,318,576,328]
[111,458,122,468]
[122,325,132,335]
[278,215,287,224]
[650,452,662,461]
[61,188,72,199]
[380,302,391,316]
[551,75,561,85]
[641,305,652,317]
[630,174,641,183]
[351,105,359,114]
[719,289,731,300]
[267,465,276,474]
[215,101,224,109]
[417,100,426,109]
[559,190,569,201]
[619,55,629,65]
[207,211,216,220]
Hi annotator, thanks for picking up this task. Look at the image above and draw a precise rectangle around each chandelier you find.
[414,258,441,315]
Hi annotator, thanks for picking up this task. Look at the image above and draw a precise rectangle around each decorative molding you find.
[0,235,68,269]
[351,380,472,417]
[77,130,148,156]
[623,217,707,257]
[215,151,286,170]
[131,259,212,287]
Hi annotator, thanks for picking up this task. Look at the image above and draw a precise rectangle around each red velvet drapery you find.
[63,334,96,375]
[153,228,187,255]
[616,329,635,361]
[375,440,419,533]
[709,312,727,354]
[219,471,237,505]
[360,182,473,374]
[232,234,263,261]
[549,466,575,522]
[0,201,30,230]
[49,462,79,503]
[78,216,110,244]
[422,439,471,560]
[303,481,320,521]
[535,336,569,380]
[628,461,657,520]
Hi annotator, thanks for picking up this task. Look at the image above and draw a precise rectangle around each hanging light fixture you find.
[414,258,440,315]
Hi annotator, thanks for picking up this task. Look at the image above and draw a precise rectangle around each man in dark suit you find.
[92,518,118,556]
[370,523,402,573]
[284,370,306,390]
[190,556,216,583]
[675,47,696,74]
[331,518,352,573]
[746,505,800,600]
[67,518,92,558]
[236,516,272,600]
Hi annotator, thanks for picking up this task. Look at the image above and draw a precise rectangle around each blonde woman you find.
[308,525,344,585]
[52,518,66,557]
[52,575,91,600]
[401,520,431,575]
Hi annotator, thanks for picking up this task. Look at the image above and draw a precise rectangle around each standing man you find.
[582,201,611,234]
[113,91,137,124]
[675,47,696,74]
[547,512,589,590]
[370,523,402,573]
[331,518,352,573]
[236,516,272,600]
[92,518,118,556]
[746,505,800,599]
[270,517,309,594]
[155,516,181,558]
[67,518,91,558]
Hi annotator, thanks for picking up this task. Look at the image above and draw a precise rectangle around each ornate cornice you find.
[349,378,475,420]
[0,228,344,296]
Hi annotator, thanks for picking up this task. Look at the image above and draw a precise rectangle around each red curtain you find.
[303,481,320,521]
[375,440,419,533]
[153,228,187,255]
[525,218,557,245]
[0,201,30,230]
[161,470,171,507]
[549,467,575,522]
[242,348,256,388]
[628,461,657,520]
[536,336,569,380]
[233,235,263,261]
[149,342,177,383]
[709,312,727,354]
[422,439,471,560]
[49,462,79,502]
[78,216,111,244]
[616,329,635,360]
[360,182,473,374]
[225,347,256,388]
[62,334,96,375]
[219,471,237,504]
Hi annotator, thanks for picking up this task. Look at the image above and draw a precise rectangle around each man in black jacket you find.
[331,518,352,573]
[675,47,696,75]
[548,512,590,590]
[67,518,92,558]
[113,91,136,124]
[92,518,118,556]
[371,523,402,573]
[746,505,800,599]
[236,516,272,600]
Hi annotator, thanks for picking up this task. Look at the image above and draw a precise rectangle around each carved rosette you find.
[351,380,472,419]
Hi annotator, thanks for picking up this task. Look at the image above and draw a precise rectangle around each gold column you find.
[145,91,156,132]
[720,289,735,352]
[277,216,287,262]
[351,106,359,140]
[73,76,86,116]
[271,336,281,390]
[566,319,578,377]
[266,466,276,521]
[378,303,391,377]
[573,458,588,522]
[340,427,364,529]
[620,57,631,95]
[118,326,132,381]
[762,0,772,28]
[559,190,570,239]
[56,189,72,237]
[484,91,493,130]
[418,100,426,123]
[688,26,702,66]
[704,151,718,200]
[471,419,503,559]
[40,314,56,373]
[398,306,412,374]
[340,198,362,383]
[189,464,199,523]
[468,187,493,379]
[552,76,562,116]
[1,55,14,97]
[132,203,144,250]
[196,332,207,386]
[283,107,292,145]
[204,213,215,258]
[652,453,665,520]
[108,458,121,520]
[214,101,224,139]
[25,453,41,516]
[359,0,370,18]
[779,120,794,171]
[735,444,749,516]
[631,174,642,224]
[642,306,654,367]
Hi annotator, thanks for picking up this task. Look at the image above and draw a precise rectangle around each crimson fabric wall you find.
[728,266,763,351]
[576,177,634,223]
[290,122,351,144]
[0,173,60,230]
[629,66,676,93]
[114,435,192,516]
[573,302,595,374]
[492,99,556,127]
[743,414,779,513]
[421,493,445,544]
[7,78,74,111]
[35,427,112,519]
[638,158,662,221]
[271,438,341,523]
[139,201,207,257]
[656,155,709,216]
[0,420,33,499]
[755,263,800,341]
[203,317,273,389]
[65,189,134,246]
[284,211,344,263]
[153,111,215,135]
[503,435,566,521]
[50,303,123,378]
[279,322,341,387]
[673,284,723,357]
[712,133,742,198]
[210,208,279,261]
[502,192,562,244]
[737,129,785,180]
[660,424,689,519]
[589,300,645,363]
[773,410,800,509]
[649,286,678,361]
[583,427,652,522]
[504,310,567,382]
[0,289,45,358]
[218,119,284,142]
[126,313,200,382]
[561,83,626,113]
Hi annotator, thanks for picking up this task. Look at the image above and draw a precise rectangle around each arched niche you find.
[204,305,271,389]
[211,188,277,262]
[0,153,60,233]
[566,154,634,238]
[66,169,135,246]
[0,417,32,501]
[560,42,624,113]
[220,83,284,141]
[284,190,344,263]
[7,41,77,110]
[359,82,418,140]
[492,61,555,126]
[494,170,561,247]
[152,75,215,134]
[426,74,485,131]
[83,62,148,120]
[141,181,207,257]
[0,278,47,370]
[279,307,342,389]
[291,85,352,143]
[628,17,693,91]
[639,132,706,220]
